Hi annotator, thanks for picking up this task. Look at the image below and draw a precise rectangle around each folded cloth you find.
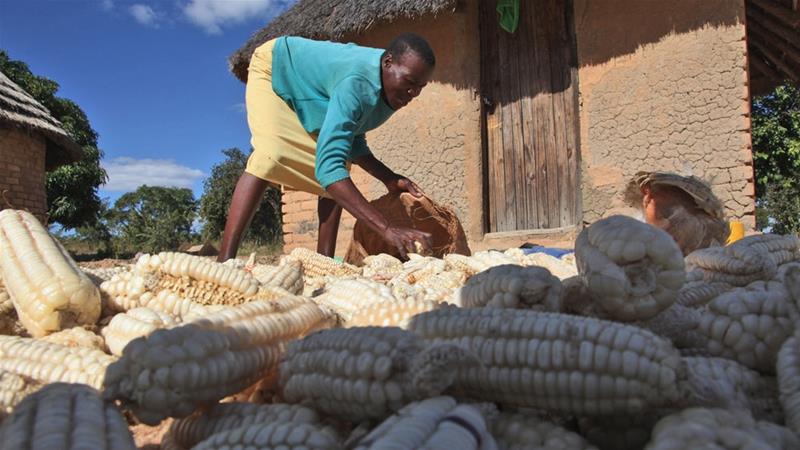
[520,245,574,258]
[496,0,520,33]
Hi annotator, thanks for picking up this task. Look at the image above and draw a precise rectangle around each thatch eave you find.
[0,71,83,170]
[228,0,460,83]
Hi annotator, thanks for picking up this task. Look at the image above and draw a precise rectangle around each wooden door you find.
[480,0,580,232]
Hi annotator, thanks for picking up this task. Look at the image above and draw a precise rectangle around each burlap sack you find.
[345,193,471,265]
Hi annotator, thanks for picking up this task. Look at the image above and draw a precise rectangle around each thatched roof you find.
[0,71,83,169]
[228,0,459,82]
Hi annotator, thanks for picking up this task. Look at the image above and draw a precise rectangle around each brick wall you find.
[0,127,48,222]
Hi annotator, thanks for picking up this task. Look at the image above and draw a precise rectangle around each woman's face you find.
[381,51,433,110]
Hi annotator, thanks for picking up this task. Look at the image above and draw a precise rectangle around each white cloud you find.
[183,0,282,34]
[229,102,246,113]
[101,0,114,11]
[129,4,159,27]
[102,157,204,192]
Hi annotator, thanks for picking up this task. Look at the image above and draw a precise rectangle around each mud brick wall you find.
[0,127,48,222]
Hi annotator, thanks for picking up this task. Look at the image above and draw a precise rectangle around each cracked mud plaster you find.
[578,3,754,225]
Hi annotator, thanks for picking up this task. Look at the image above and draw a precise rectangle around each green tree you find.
[109,186,197,254]
[0,50,107,229]
[751,82,800,232]
[198,148,282,245]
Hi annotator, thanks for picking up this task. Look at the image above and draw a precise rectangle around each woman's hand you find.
[382,225,432,260]
[385,176,424,198]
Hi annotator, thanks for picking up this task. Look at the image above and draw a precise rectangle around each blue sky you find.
[0,0,295,204]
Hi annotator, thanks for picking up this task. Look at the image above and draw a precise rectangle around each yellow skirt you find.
[244,38,331,198]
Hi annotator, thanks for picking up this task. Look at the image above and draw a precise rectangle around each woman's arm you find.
[325,177,431,259]
[354,153,425,197]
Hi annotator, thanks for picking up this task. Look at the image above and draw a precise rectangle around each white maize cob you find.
[192,421,340,450]
[733,234,800,267]
[451,264,561,310]
[676,280,733,308]
[692,280,796,373]
[103,296,332,425]
[505,249,578,280]
[163,402,321,450]
[0,382,136,450]
[685,243,777,287]
[352,396,497,450]
[492,411,597,450]
[39,326,106,352]
[135,252,260,306]
[408,308,684,415]
[575,215,685,322]
[102,277,223,323]
[250,259,304,294]
[286,247,361,278]
[445,251,517,277]
[634,303,708,349]
[777,329,800,433]
[362,253,404,280]
[101,307,177,355]
[279,326,478,421]
[312,278,398,323]
[0,209,101,337]
[389,256,447,285]
[0,370,40,419]
[81,265,131,285]
[644,407,799,450]
[0,335,115,388]
[345,298,443,329]
[680,356,781,421]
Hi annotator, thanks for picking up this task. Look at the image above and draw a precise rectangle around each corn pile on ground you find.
[2,209,800,449]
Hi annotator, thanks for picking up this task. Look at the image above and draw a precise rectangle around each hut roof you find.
[0,71,83,169]
[228,0,458,82]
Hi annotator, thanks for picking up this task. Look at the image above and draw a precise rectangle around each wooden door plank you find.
[548,0,571,228]
[564,0,580,225]
[498,30,518,231]
[480,1,505,232]
[506,22,529,230]
[518,1,540,230]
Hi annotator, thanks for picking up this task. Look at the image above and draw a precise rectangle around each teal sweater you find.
[270,36,396,189]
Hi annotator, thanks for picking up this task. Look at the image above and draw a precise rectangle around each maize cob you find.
[102,277,224,322]
[312,278,398,324]
[491,411,596,450]
[0,209,101,337]
[351,396,497,450]
[391,270,465,303]
[135,252,260,306]
[451,264,562,310]
[192,421,340,450]
[407,307,684,415]
[345,298,443,329]
[279,326,478,422]
[680,356,782,421]
[692,280,796,373]
[162,402,321,450]
[685,244,777,287]
[285,247,361,278]
[777,329,800,433]
[250,259,304,294]
[39,326,106,352]
[676,280,733,308]
[0,284,25,337]
[732,234,800,267]
[577,415,657,450]
[103,296,332,425]
[0,335,115,388]
[101,307,177,355]
[362,253,404,280]
[445,251,517,277]
[81,265,131,285]
[0,370,40,419]
[505,249,578,280]
[644,407,799,450]
[775,262,800,306]
[389,256,447,285]
[575,215,685,322]
[635,304,708,349]
[0,382,136,450]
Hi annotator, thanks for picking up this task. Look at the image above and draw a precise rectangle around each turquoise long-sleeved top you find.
[270,36,396,189]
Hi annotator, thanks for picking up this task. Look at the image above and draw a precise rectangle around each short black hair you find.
[383,33,435,67]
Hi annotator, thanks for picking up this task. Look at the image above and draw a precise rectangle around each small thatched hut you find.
[230,0,796,255]
[0,71,82,221]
